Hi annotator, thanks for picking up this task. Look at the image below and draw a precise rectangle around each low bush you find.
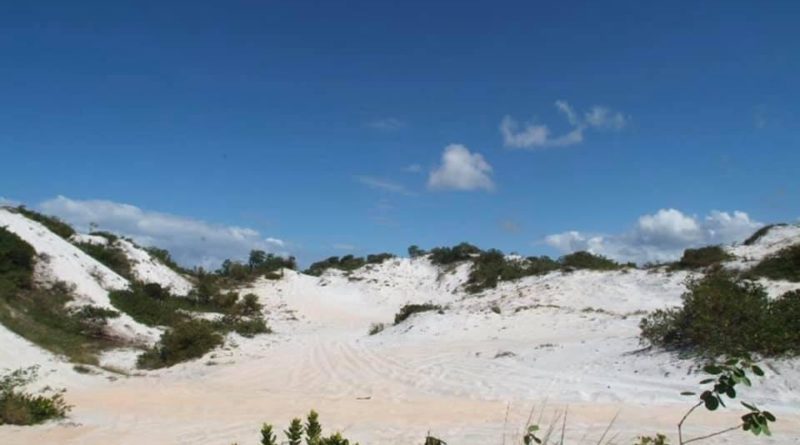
[394,303,442,325]
[743,224,785,246]
[671,246,731,270]
[465,251,563,293]
[217,250,297,284]
[0,227,36,288]
[560,251,626,271]
[748,244,800,282]
[74,241,133,279]
[640,269,800,356]
[144,246,189,274]
[215,315,271,338]
[12,206,75,240]
[428,242,481,265]
[137,319,223,369]
[0,366,71,425]
[368,322,385,335]
[304,253,395,276]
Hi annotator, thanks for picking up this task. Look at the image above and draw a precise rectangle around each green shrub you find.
[748,244,800,282]
[13,207,75,239]
[671,245,731,270]
[217,315,271,338]
[0,227,36,288]
[465,251,562,293]
[640,270,800,356]
[74,241,133,279]
[394,303,442,325]
[145,246,187,274]
[137,319,223,369]
[0,366,71,425]
[560,251,625,271]
[743,224,785,246]
[407,245,426,258]
[428,242,481,265]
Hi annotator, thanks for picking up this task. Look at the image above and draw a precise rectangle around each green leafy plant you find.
[676,357,776,444]
[286,418,304,445]
[260,423,278,445]
[305,410,322,445]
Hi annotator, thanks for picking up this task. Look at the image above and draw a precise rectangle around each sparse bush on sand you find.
[743,224,785,246]
[256,411,359,445]
[11,206,76,240]
[0,366,71,425]
[137,319,224,369]
[393,303,443,325]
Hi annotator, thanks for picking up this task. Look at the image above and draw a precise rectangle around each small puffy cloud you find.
[544,208,762,264]
[428,144,495,192]
[501,100,628,149]
[367,118,405,131]
[39,196,288,269]
[355,175,413,195]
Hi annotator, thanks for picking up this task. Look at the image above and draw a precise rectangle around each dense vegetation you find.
[393,303,443,325]
[0,228,122,364]
[748,244,800,282]
[11,206,76,239]
[137,319,224,369]
[640,269,800,357]
[743,224,785,246]
[670,246,731,270]
[428,242,481,265]
[74,240,134,280]
[0,366,71,425]
[217,249,297,283]
[463,248,627,293]
[304,253,394,276]
[109,283,269,368]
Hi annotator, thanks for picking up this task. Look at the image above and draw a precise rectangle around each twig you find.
[595,411,619,445]
[677,401,703,445]
[683,424,743,444]
[560,406,568,445]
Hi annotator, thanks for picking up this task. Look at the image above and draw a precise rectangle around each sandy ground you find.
[3,264,800,445]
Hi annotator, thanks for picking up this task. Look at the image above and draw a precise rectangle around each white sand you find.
[1,219,799,444]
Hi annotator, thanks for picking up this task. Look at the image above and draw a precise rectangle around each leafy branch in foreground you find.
[676,356,776,444]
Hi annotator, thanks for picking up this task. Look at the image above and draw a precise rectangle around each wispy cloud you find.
[0,196,20,207]
[501,100,628,149]
[543,208,762,264]
[332,243,357,251]
[355,175,414,195]
[403,164,423,173]
[367,118,406,131]
[39,196,288,268]
[428,144,495,192]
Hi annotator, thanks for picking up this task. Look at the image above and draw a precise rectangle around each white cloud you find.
[544,208,762,264]
[428,144,495,192]
[367,118,405,131]
[501,100,628,149]
[39,196,288,269]
[355,176,413,195]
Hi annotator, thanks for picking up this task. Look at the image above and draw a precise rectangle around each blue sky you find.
[1,1,798,267]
